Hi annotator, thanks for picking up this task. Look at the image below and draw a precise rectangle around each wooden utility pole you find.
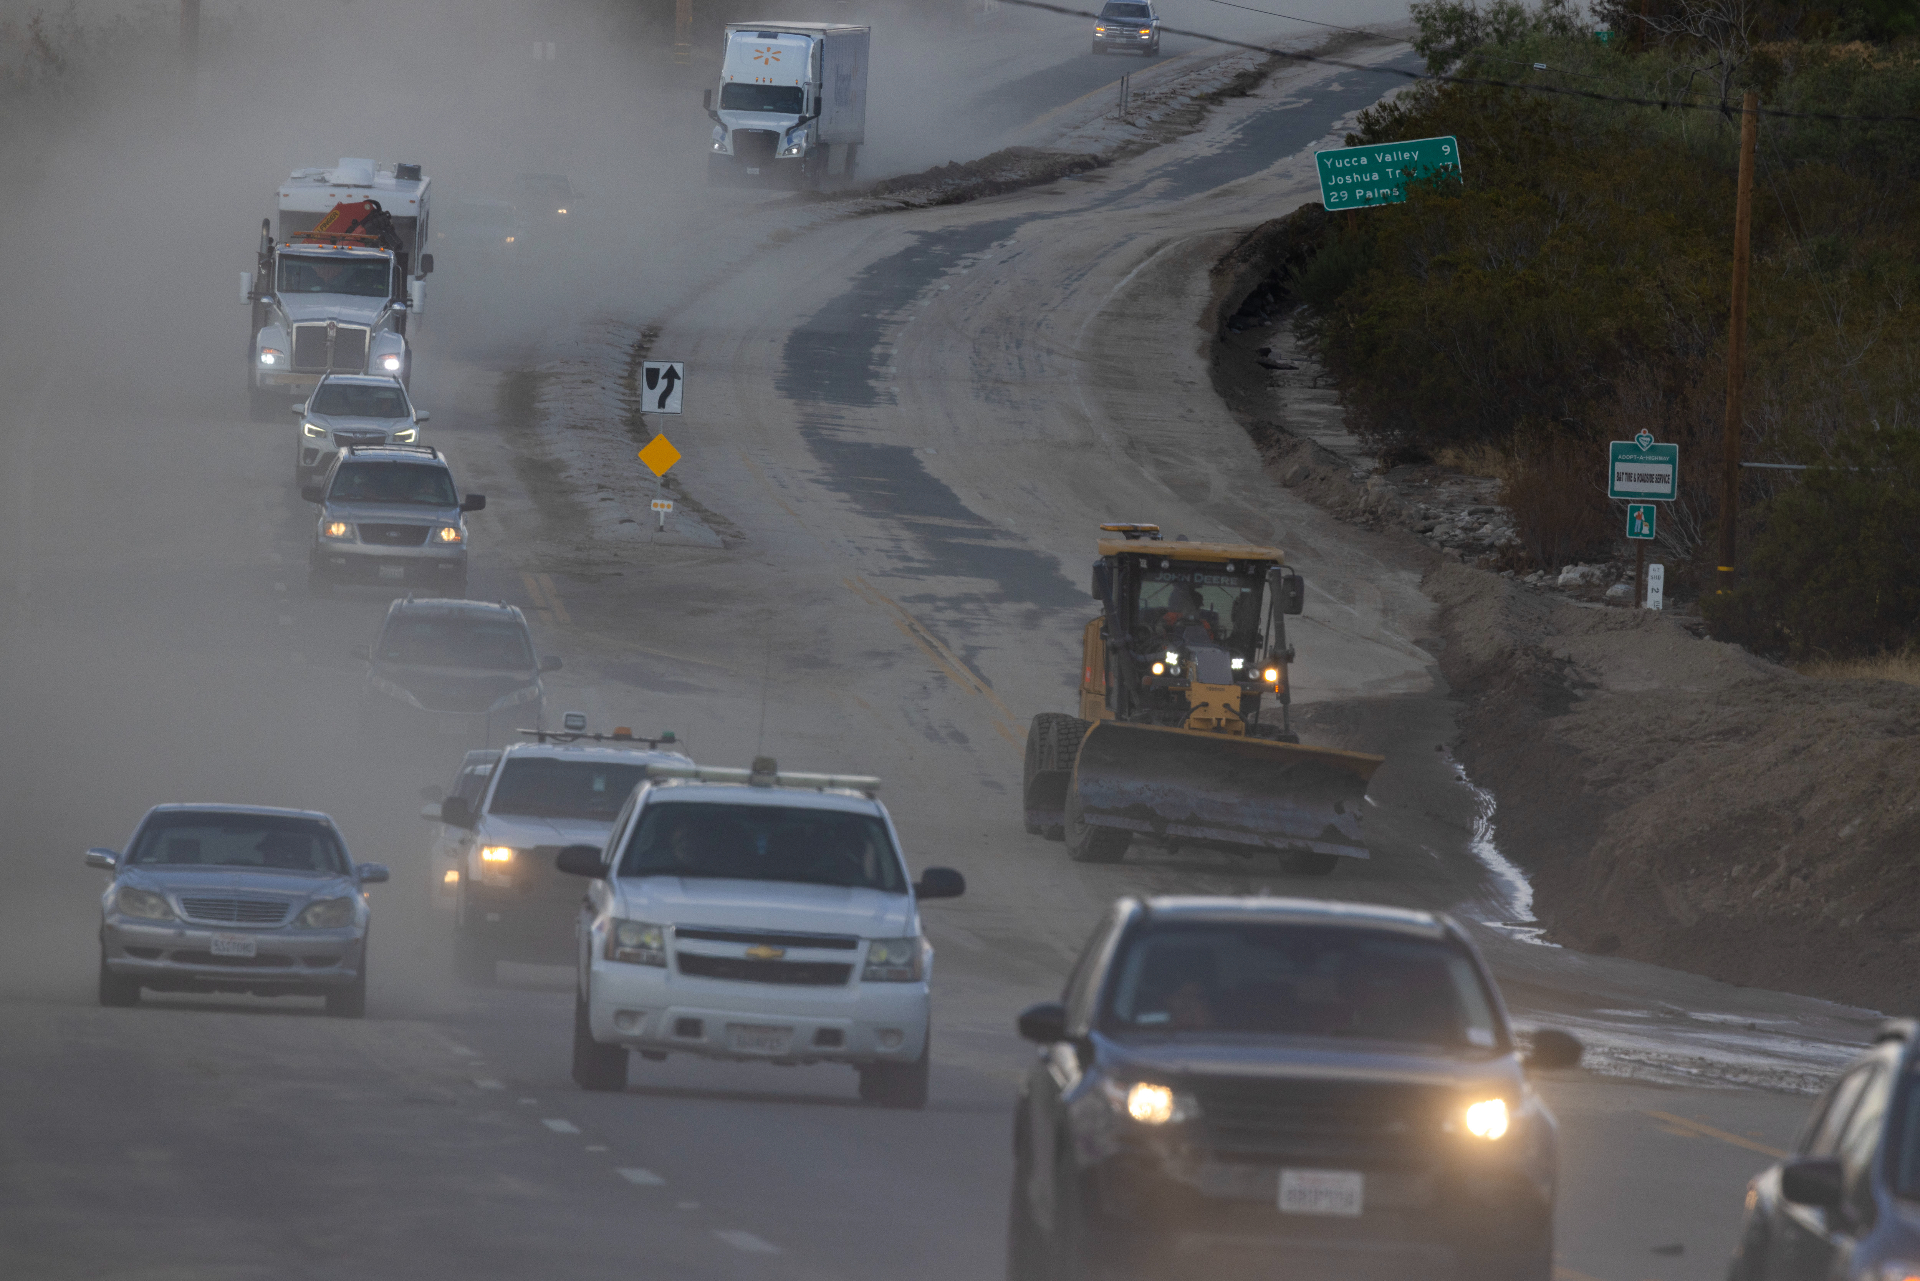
[1717,90,1758,593]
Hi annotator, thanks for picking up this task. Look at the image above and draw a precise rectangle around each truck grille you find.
[178,897,291,926]
[333,430,386,447]
[676,953,853,986]
[292,323,370,373]
[1186,1077,1453,1164]
[170,950,296,968]
[676,926,859,951]
[358,523,431,547]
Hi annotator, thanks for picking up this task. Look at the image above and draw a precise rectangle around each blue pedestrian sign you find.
[1627,503,1656,540]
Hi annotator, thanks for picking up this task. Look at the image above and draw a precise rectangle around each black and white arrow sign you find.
[641,361,684,414]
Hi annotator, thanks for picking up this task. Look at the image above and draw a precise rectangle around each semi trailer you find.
[705,23,868,189]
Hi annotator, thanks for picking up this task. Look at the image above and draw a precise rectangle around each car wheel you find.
[1064,787,1129,864]
[571,988,629,1092]
[1023,713,1087,840]
[1280,850,1340,876]
[325,964,367,1018]
[858,1033,930,1109]
[453,927,496,986]
[98,952,140,1008]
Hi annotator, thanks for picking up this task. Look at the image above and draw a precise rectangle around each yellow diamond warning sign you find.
[637,435,681,477]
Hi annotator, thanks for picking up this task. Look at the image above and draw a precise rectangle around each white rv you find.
[705,23,869,189]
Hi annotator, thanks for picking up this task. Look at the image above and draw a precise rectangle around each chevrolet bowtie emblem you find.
[744,944,785,960]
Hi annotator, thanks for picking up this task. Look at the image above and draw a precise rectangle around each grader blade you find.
[1072,721,1384,859]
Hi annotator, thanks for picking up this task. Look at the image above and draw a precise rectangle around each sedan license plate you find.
[728,1024,791,1055]
[209,933,257,958]
[1279,1169,1364,1217]
[378,564,406,581]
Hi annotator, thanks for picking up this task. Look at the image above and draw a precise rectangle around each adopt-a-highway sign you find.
[1609,434,1679,501]
[1316,136,1461,210]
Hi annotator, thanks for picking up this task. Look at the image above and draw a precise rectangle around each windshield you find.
[1132,560,1267,653]
[1100,4,1151,17]
[278,253,390,298]
[488,758,650,821]
[618,801,905,892]
[329,463,456,507]
[720,83,804,114]
[378,616,533,670]
[1101,924,1502,1050]
[313,383,408,418]
[127,813,347,875]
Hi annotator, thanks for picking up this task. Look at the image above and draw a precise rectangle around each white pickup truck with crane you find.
[243,158,434,419]
[705,23,868,189]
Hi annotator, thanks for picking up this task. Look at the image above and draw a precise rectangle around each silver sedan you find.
[90,803,388,1018]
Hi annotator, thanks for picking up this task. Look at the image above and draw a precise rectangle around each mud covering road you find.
[0,5,1893,1281]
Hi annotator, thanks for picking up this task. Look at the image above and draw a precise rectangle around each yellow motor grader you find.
[1022,524,1384,873]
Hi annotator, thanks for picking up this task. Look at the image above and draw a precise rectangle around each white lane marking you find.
[543,1119,581,1134]
[617,1167,665,1185]
[472,1078,504,1090]
[518,1097,537,1104]
[585,1145,609,1152]
[450,1045,480,1056]
[715,1230,780,1254]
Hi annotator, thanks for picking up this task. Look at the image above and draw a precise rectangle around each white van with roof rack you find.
[557,755,965,1108]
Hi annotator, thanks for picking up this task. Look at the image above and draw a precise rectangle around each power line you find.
[1005,0,1920,126]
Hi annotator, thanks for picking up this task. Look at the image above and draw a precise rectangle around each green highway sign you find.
[1609,436,1679,501]
[1316,136,1461,211]
[1627,503,1656,540]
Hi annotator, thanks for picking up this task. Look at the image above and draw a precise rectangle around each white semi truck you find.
[243,158,434,418]
[704,23,869,189]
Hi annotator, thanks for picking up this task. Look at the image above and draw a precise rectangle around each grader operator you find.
[1022,524,1383,873]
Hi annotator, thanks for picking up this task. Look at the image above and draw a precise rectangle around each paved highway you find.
[0,4,1878,1280]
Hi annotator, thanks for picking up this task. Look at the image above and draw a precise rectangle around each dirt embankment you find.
[1429,563,1920,1015]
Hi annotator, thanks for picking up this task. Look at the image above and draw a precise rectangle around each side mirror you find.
[1523,1028,1583,1071]
[555,844,608,877]
[1282,571,1305,615]
[356,863,391,884]
[1016,1001,1067,1044]
[419,784,445,803]
[541,655,564,672]
[414,410,431,423]
[419,803,446,822]
[439,796,476,829]
[1781,1157,1844,1209]
[461,494,487,512]
[419,253,434,275]
[914,867,966,900]
[85,848,119,871]
[349,643,371,662]
[241,270,254,303]
[301,485,324,504]
[291,405,307,415]
[703,88,713,111]
[1090,561,1110,602]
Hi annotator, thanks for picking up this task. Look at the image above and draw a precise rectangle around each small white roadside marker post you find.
[1645,563,1665,610]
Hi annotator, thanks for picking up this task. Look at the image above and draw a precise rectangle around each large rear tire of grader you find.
[1023,713,1088,840]
[1064,783,1131,864]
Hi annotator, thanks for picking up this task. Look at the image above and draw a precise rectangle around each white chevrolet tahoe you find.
[557,756,965,1108]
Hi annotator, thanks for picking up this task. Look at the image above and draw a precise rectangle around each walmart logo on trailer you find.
[1315,136,1461,211]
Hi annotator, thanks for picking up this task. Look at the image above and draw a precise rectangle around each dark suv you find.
[1725,1018,1920,1280]
[303,445,483,596]
[353,598,559,747]
[1007,897,1581,1281]
[1093,1,1159,55]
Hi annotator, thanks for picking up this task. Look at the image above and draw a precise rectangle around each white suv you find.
[558,756,965,1108]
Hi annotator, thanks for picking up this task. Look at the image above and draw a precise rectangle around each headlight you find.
[713,141,727,152]
[488,683,543,712]
[862,937,925,982]
[393,427,417,443]
[115,886,175,920]
[1464,1098,1509,1139]
[1877,1264,1920,1281]
[1098,1076,1196,1124]
[378,354,403,372]
[607,919,667,966]
[258,348,284,366]
[556,208,568,215]
[436,525,463,544]
[1095,24,1107,30]
[1231,656,1245,670]
[1262,666,1281,683]
[297,896,357,929]
[1164,650,1179,665]
[322,521,353,540]
[302,421,326,438]
[1151,662,1165,675]
[479,846,514,863]
[780,144,804,157]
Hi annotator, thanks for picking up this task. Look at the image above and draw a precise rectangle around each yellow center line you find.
[537,573,571,625]
[1645,1110,1788,1159]
[845,576,1024,751]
